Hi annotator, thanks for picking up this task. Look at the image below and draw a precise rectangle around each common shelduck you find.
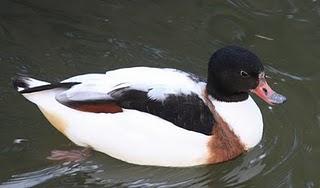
[13,46,286,167]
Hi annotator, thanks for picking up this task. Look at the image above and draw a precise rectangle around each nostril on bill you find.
[262,88,268,95]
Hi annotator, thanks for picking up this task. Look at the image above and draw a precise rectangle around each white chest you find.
[211,96,264,149]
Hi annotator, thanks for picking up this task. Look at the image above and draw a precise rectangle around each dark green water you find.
[0,0,319,187]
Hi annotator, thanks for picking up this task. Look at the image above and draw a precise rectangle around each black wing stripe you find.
[18,82,81,94]
[110,88,214,135]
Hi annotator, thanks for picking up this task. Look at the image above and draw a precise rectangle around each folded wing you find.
[56,83,214,135]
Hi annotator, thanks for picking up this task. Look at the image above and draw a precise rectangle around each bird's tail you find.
[12,76,51,93]
[12,76,80,94]
[12,75,80,106]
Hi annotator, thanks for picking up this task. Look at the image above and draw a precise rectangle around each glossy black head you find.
[207,46,264,102]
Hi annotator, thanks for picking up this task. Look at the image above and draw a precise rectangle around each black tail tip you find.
[12,75,30,91]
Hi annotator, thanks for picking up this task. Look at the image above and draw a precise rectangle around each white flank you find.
[66,109,210,167]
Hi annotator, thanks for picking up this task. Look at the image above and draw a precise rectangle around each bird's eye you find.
[240,70,249,78]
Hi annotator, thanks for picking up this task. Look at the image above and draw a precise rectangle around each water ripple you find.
[263,128,298,175]
[0,162,99,188]
[266,65,312,81]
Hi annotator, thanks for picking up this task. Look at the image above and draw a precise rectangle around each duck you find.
[13,46,286,167]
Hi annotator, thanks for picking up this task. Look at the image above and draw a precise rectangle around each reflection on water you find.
[1,0,320,187]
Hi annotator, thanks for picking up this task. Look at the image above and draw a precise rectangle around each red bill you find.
[251,73,286,105]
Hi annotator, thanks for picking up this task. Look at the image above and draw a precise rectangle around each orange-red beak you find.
[251,75,286,105]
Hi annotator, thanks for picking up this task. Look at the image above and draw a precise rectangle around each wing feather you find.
[54,67,214,135]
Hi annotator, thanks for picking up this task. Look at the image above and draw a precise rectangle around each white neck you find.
[210,96,263,149]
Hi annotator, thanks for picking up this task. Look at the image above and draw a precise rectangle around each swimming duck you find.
[13,46,286,167]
